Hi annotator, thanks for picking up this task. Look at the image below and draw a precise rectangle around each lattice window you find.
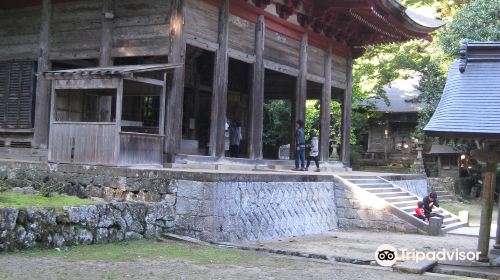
[0,61,36,129]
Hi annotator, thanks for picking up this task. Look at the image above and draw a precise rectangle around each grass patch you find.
[440,203,461,215]
[16,239,260,265]
[0,191,97,209]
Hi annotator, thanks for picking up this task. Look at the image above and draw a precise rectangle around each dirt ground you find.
[247,229,481,262]
[441,201,499,227]
[0,239,452,280]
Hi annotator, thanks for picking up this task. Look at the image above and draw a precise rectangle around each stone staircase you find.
[338,175,467,234]
[430,185,455,203]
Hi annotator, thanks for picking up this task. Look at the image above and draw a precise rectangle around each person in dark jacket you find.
[422,192,444,219]
[229,121,242,157]
[293,120,306,171]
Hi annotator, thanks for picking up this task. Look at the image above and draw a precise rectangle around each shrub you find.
[0,179,13,192]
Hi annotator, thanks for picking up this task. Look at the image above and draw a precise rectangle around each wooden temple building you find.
[425,41,500,261]
[0,0,442,167]
[364,77,421,162]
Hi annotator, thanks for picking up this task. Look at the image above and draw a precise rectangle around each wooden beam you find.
[209,0,230,158]
[123,76,164,87]
[341,57,353,166]
[32,0,51,149]
[164,0,186,162]
[320,43,332,162]
[248,15,265,160]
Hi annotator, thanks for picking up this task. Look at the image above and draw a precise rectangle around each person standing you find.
[306,130,320,172]
[229,121,242,158]
[294,120,306,171]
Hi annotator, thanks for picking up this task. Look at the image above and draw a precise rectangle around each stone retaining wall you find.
[174,180,338,242]
[0,202,175,251]
[334,181,419,233]
[0,160,420,251]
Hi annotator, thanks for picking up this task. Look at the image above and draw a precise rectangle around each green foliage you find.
[0,179,13,192]
[410,59,449,140]
[352,0,500,148]
[304,100,344,144]
[438,0,500,56]
[305,100,320,138]
[0,192,96,209]
[263,100,291,147]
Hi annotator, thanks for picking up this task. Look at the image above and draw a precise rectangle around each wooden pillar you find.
[248,15,265,160]
[320,43,332,162]
[341,57,353,167]
[99,0,113,66]
[98,0,114,122]
[290,33,307,160]
[32,0,52,149]
[165,0,186,162]
[114,79,123,164]
[477,161,497,261]
[209,0,229,158]
[295,33,308,125]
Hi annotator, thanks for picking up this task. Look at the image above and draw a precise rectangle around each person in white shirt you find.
[305,130,320,172]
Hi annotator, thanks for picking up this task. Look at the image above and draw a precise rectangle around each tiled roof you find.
[424,42,500,139]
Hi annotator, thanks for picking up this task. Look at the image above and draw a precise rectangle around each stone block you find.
[428,217,442,236]
[76,229,93,244]
[0,208,19,231]
[393,260,437,274]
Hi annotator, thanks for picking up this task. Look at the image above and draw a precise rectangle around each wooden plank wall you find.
[50,1,102,60]
[185,0,219,47]
[119,132,163,165]
[332,54,347,89]
[228,15,255,59]
[113,0,172,57]
[307,46,325,78]
[264,29,300,69]
[0,6,41,61]
[49,122,116,165]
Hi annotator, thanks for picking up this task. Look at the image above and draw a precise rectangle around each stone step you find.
[385,196,419,203]
[372,191,412,198]
[392,200,420,207]
[365,187,401,193]
[435,190,449,195]
[443,221,468,232]
[346,179,385,184]
[356,183,393,189]
[443,217,460,226]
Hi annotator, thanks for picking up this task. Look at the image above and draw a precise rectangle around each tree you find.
[438,0,500,56]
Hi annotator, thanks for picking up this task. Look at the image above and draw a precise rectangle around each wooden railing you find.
[119,132,163,165]
[49,122,117,165]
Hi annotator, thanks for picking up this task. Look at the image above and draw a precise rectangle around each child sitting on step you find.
[414,201,428,223]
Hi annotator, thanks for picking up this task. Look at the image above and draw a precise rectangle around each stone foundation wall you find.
[428,177,456,194]
[334,182,419,233]
[0,202,175,251]
[174,180,338,242]
[0,160,421,251]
